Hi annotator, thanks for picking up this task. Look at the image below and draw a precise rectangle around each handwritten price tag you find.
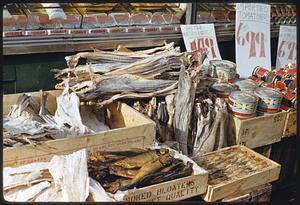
[181,24,222,67]
[235,3,271,78]
[276,25,297,69]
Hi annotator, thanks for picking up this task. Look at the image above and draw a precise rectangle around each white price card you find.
[276,25,297,69]
[181,24,222,66]
[235,3,271,78]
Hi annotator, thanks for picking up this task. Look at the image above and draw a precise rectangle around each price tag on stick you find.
[181,24,222,67]
[235,3,271,78]
[276,25,297,69]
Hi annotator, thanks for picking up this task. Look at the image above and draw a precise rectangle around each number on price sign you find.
[190,37,217,58]
[277,41,296,60]
[276,25,296,69]
[237,22,266,58]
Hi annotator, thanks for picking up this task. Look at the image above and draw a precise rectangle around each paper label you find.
[276,25,297,69]
[235,3,271,78]
[181,24,222,66]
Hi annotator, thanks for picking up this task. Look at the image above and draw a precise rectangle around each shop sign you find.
[181,24,222,66]
[276,25,297,69]
[235,3,271,78]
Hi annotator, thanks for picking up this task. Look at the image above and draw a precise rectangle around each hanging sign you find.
[235,3,271,78]
[276,25,297,69]
[181,24,222,66]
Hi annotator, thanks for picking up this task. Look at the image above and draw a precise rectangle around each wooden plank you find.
[228,112,287,149]
[199,145,281,202]
[222,183,272,202]
[123,172,208,202]
[3,90,156,167]
[282,111,296,138]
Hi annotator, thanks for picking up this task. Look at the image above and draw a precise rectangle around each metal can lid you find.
[229,90,259,103]
[209,60,236,70]
[211,82,237,94]
[254,87,283,98]
[234,79,257,90]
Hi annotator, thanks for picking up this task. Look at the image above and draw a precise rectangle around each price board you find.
[181,24,222,67]
[276,25,297,69]
[235,3,271,78]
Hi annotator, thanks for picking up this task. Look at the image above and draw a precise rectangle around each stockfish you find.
[48,149,89,201]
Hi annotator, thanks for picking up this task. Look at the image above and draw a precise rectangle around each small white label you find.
[41,3,67,20]
[276,25,297,69]
[235,3,271,78]
[180,24,222,67]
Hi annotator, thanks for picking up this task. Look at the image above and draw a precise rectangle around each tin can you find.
[274,78,295,90]
[208,60,237,82]
[285,63,296,70]
[286,69,296,76]
[262,82,277,90]
[281,90,297,108]
[249,76,264,86]
[252,66,270,82]
[283,73,294,79]
[234,79,257,92]
[273,80,287,91]
[254,87,283,113]
[211,82,237,99]
[227,107,257,119]
[228,91,259,119]
[271,74,283,84]
[273,68,287,77]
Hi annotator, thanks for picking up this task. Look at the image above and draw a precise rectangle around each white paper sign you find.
[235,3,271,78]
[276,25,297,69]
[181,24,222,66]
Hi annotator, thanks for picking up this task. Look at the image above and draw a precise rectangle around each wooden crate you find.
[119,147,208,202]
[4,145,208,202]
[3,90,156,167]
[195,145,281,202]
[228,112,287,149]
[282,111,296,138]
[222,183,272,202]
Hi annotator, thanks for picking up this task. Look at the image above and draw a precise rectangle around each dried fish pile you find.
[88,147,194,194]
[131,95,175,145]
[191,94,229,157]
[3,90,109,148]
[4,149,114,202]
[193,147,270,186]
[53,42,190,107]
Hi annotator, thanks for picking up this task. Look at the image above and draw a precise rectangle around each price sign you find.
[235,3,271,78]
[276,25,297,69]
[181,24,222,67]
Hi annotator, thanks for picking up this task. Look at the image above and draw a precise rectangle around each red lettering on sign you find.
[256,32,266,57]
[277,40,286,58]
[287,42,296,60]
[237,22,245,46]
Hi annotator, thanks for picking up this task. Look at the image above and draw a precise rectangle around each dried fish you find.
[112,150,158,169]
[88,148,194,194]
[5,181,51,202]
[174,65,201,155]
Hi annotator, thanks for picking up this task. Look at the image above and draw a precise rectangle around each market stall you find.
[2,2,297,203]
